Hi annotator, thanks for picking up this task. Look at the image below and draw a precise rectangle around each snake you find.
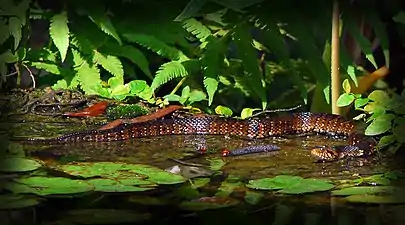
[20,112,377,161]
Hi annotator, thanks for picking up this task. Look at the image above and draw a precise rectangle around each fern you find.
[87,6,122,45]
[201,36,228,105]
[93,51,124,78]
[182,18,212,48]
[232,23,267,109]
[122,33,188,61]
[76,61,101,95]
[30,62,61,75]
[8,17,22,50]
[0,19,10,46]
[100,41,152,79]
[151,61,189,91]
[49,11,70,62]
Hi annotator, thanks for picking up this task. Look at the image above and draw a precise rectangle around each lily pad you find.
[332,186,399,196]
[247,175,334,194]
[207,157,226,171]
[180,197,239,211]
[58,162,187,185]
[0,195,41,209]
[63,209,150,224]
[344,194,405,204]
[87,179,155,193]
[0,157,42,172]
[3,177,94,196]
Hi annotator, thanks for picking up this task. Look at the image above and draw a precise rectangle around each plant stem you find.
[331,0,341,115]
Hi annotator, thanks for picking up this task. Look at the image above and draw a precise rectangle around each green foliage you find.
[337,89,405,154]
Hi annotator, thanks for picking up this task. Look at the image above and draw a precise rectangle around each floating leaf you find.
[247,175,334,194]
[0,195,40,209]
[3,177,94,196]
[344,194,405,204]
[63,209,150,224]
[87,179,154,193]
[207,157,226,171]
[244,190,263,205]
[180,197,239,211]
[0,158,42,172]
[58,162,186,185]
[332,186,397,196]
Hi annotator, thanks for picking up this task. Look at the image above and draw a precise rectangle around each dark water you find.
[1,118,405,225]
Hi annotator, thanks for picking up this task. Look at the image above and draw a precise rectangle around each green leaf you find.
[49,11,70,62]
[0,158,42,172]
[182,18,212,48]
[367,11,390,68]
[188,90,206,104]
[393,125,405,143]
[174,0,208,21]
[336,93,355,107]
[247,175,334,194]
[215,105,233,117]
[342,79,351,93]
[3,177,94,196]
[244,190,263,205]
[368,90,390,104]
[93,52,123,78]
[332,186,399,196]
[207,158,226,171]
[240,108,260,119]
[378,135,396,148]
[75,61,102,95]
[344,194,405,204]
[108,76,124,89]
[8,16,22,50]
[88,8,122,45]
[58,162,187,185]
[344,13,378,69]
[354,98,369,109]
[233,24,267,109]
[30,62,61,75]
[164,94,181,102]
[87,179,153,193]
[365,113,395,135]
[123,33,188,61]
[63,209,150,224]
[393,11,405,25]
[0,195,40,210]
[201,36,227,105]
[128,80,147,94]
[102,44,151,79]
[151,61,188,91]
[0,19,10,46]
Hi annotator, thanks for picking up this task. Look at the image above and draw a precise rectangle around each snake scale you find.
[22,112,377,161]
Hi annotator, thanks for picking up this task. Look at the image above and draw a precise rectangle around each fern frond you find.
[201,36,228,105]
[49,11,70,62]
[30,62,61,75]
[76,60,101,95]
[182,18,212,48]
[151,61,189,91]
[100,41,152,79]
[87,6,122,45]
[122,33,188,61]
[232,24,267,109]
[93,51,124,78]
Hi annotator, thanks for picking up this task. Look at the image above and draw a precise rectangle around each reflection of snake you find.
[22,112,377,161]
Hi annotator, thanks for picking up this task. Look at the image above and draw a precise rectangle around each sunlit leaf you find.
[49,11,70,62]
[336,93,355,107]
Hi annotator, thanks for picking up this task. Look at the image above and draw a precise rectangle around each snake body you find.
[23,112,377,161]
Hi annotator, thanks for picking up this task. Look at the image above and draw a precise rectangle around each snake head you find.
[310,146,339,161]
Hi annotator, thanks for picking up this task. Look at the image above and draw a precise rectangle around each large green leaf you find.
[93,51,123,78]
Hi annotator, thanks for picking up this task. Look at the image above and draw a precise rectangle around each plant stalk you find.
[331,0,341,115]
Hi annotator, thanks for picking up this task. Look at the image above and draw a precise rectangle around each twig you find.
[21,63,36,88]
[251,105,302,117]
